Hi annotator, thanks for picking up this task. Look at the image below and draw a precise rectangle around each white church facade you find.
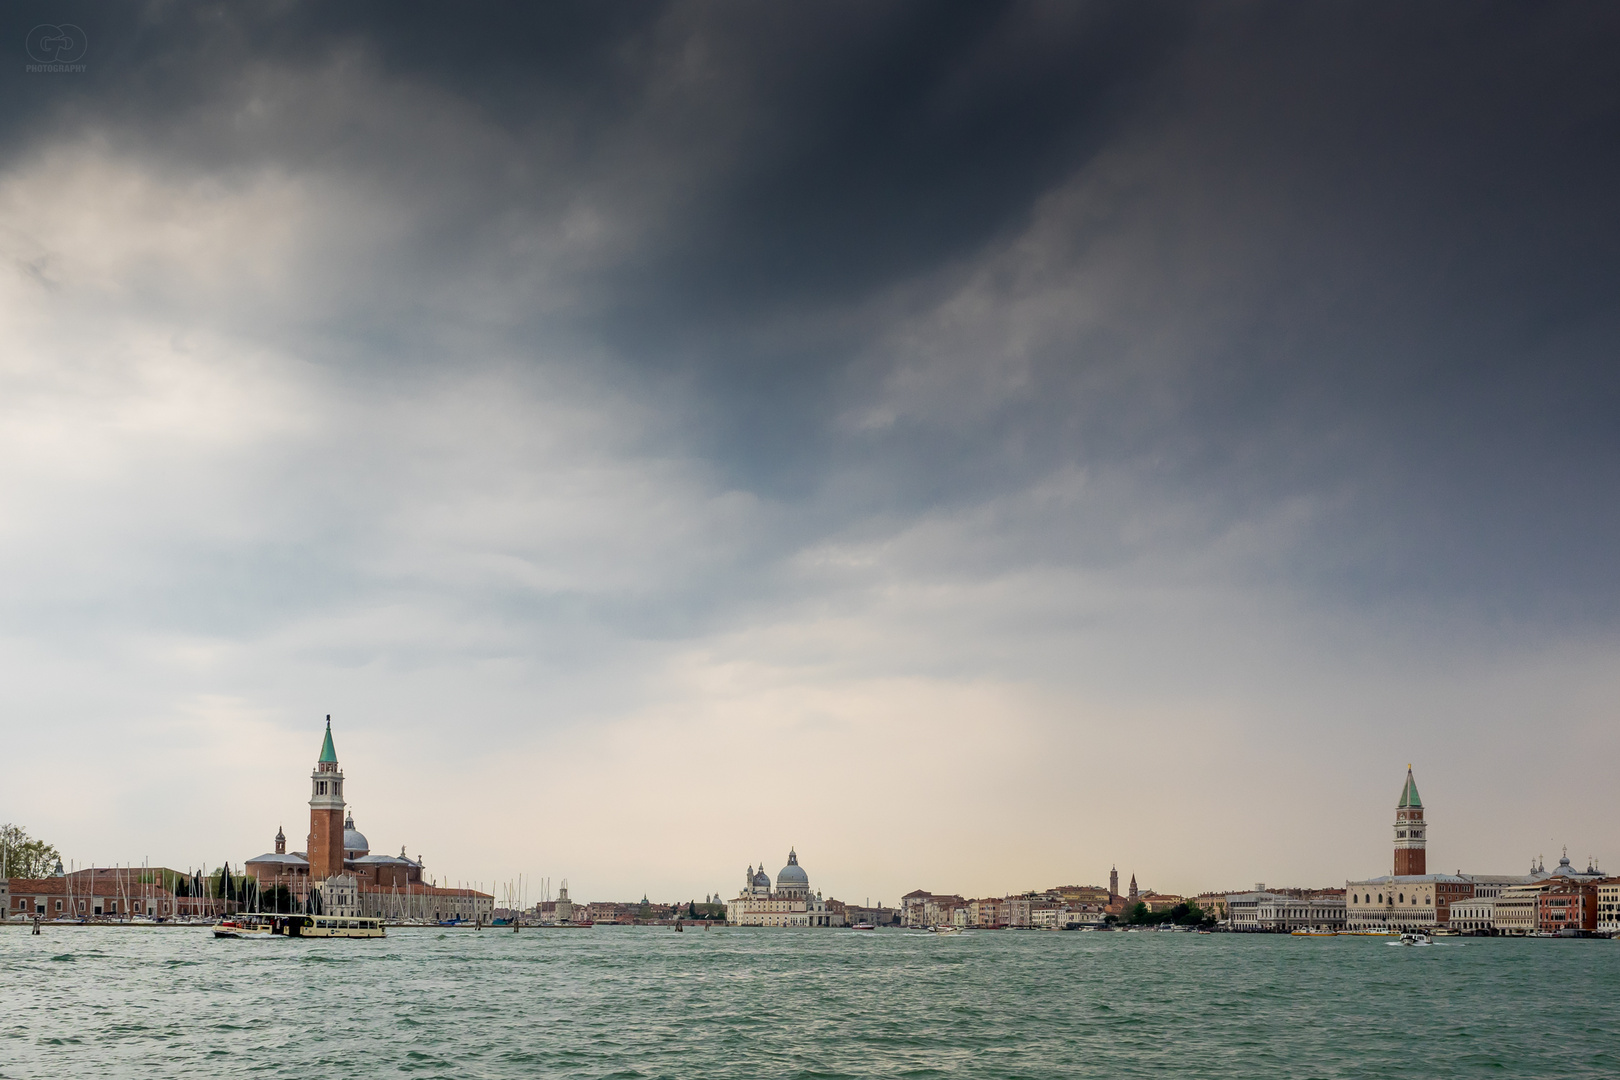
[727,850,839,927]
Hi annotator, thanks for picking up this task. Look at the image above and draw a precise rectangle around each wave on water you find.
[6,928,1616,1078]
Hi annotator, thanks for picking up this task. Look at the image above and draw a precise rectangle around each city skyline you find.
[2,4,1618,899]
[14,732,1606,905]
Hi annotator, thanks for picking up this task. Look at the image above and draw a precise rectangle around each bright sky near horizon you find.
[2,3,1618,903]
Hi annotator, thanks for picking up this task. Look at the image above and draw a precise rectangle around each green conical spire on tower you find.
[318,715,338,764]
[1397,765,1421,808]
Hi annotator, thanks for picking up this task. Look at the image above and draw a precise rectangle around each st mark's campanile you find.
[1392,766,1426,876]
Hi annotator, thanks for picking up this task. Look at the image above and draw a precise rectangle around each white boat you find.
[1391,932,1432,947]
[281,915,385,939]
[851,923,876,931]
[213,916,275,938]
[928,926,963,935]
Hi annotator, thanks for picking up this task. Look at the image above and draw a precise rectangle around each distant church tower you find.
[306,716,347,881]
[1109,866,1119,903]
[274,825,286,855]
[1393,765,1425,876]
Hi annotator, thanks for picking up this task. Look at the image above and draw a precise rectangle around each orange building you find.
[1539,885,1597,933]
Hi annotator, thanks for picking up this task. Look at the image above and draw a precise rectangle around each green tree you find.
[1175,901,1215,927]
[0,824,61,879]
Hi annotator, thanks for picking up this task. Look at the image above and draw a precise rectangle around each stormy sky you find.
[3,2,1618,901]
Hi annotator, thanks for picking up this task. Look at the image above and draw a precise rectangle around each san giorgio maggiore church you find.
[727,850,840,926]
[245,719,492,923]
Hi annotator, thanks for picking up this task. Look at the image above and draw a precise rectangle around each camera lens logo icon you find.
[26,24,88,64]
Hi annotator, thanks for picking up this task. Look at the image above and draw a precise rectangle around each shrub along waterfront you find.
[1120,901,1216,928]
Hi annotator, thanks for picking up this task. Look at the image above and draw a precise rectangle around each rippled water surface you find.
[3,925,1618,1078]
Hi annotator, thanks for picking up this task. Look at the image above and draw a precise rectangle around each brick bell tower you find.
[1393,765,1426,876]
[306,716,347,881]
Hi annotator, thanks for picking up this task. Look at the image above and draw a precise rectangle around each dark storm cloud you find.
[10,1,1620,891]
[5,0,1619,624]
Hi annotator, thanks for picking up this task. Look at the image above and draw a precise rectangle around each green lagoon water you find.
[2,925,1617,1078]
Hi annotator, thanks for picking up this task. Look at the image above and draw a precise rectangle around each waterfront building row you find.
[5,868,191,920]
[4,867,493,924]
[1336,768,1612,935]
[898,883,1165,929]
[1226,889,1347,931]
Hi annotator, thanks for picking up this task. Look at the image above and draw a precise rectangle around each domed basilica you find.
[727,849,838,927]
[242,718,492,923]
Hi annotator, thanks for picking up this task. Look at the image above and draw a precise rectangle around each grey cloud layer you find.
[6,0,1618,642]
[3,1,1619,889]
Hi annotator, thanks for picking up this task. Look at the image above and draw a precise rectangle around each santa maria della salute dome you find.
[728,849,838,927]
[775,849,810,896]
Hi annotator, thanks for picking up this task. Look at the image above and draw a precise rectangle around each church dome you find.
[343,811,369,856]
[776,849,809,889]
[752,867,771,889]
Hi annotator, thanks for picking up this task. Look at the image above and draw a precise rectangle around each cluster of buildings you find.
[238,720,493,923]
[725,851,839,926]
[10,754,1611,939]
[896,871,1228,930]
[5,720,493,925]
[715,858,1229,931]
[518,883,730,926]
[716,768,1614,939]
[1225,768,1617,936]
[3,866,216,922]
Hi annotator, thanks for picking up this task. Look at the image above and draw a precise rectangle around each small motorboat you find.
[852,923,876,930]
[1391,932,1432,947]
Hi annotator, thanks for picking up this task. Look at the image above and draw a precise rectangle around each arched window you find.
[1378,894,1384,903]
[1425,897,1432,905]
[1398,894,1404,903]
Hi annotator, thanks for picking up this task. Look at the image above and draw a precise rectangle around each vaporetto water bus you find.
[213,915,385,939]
[283,915,385,938]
